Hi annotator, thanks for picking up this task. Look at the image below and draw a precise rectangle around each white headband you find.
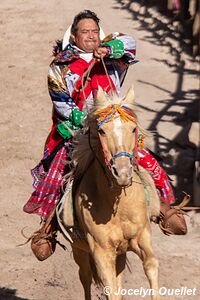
[62,25,105,50]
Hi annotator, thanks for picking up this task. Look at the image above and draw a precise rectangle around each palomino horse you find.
[63,86,160,300]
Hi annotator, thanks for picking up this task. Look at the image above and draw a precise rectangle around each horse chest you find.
[106,221,141,252]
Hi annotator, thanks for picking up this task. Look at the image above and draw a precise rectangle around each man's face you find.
[72,19,100,53]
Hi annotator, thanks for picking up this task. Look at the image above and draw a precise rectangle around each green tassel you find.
[69,109,86,127]
[57,109,86,139]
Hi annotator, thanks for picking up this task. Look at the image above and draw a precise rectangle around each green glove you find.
[69,109,86,127]
[57,120,73,139]
[101,39,124,59]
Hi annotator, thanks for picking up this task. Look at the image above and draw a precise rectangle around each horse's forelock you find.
[89,93,134,120]
[87,99,151,146]
[90,101,137,126]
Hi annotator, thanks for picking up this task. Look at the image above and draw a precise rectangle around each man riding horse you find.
[23,10,187,261]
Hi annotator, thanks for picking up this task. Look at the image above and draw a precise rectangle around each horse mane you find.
[72,93,151,174]
[72,127,99,176]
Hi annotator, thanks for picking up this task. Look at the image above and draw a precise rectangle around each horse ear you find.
[96,86,108,105]
[123,86,135,105]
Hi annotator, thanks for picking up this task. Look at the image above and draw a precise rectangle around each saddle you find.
[56,177,86,243]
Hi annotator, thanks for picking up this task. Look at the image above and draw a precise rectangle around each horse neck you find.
[92,159,143,209]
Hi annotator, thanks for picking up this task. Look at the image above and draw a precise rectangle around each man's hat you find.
[62,25,105,50]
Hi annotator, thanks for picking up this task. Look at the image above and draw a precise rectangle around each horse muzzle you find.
[111,163,133,186]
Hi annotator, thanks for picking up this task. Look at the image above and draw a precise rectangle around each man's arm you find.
[48,63,78,119]
[100,32,136,64]
[48,63,85,139]
[94,32,136,88]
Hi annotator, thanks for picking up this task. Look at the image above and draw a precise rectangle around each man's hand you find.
[93,46,110,60]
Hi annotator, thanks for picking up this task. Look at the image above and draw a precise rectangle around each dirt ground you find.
[0,0,199,299]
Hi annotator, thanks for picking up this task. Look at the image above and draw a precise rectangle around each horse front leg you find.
[92,245,122,300]
[116,253,126,300]
[139,225,160,300]
[130,225,160,300]
[72,246,92,300]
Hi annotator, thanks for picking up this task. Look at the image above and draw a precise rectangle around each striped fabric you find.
[138,149,175,204]
[23,146,68,220]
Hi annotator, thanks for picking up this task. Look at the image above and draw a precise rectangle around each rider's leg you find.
[24,145,69,260]
[138,148,175,204]
[138,149,188,235]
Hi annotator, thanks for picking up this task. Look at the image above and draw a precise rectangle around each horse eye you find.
[132,128,136,133]
[98,128,105,135]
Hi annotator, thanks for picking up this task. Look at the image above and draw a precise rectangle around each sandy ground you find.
[0,0,200,299]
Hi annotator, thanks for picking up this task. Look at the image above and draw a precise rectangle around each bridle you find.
[87,125,139,190]
[97,125,139,172]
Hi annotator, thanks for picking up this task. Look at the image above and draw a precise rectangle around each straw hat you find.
[62,25,105,50]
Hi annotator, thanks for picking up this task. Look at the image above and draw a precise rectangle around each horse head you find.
[90,86,139,187]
